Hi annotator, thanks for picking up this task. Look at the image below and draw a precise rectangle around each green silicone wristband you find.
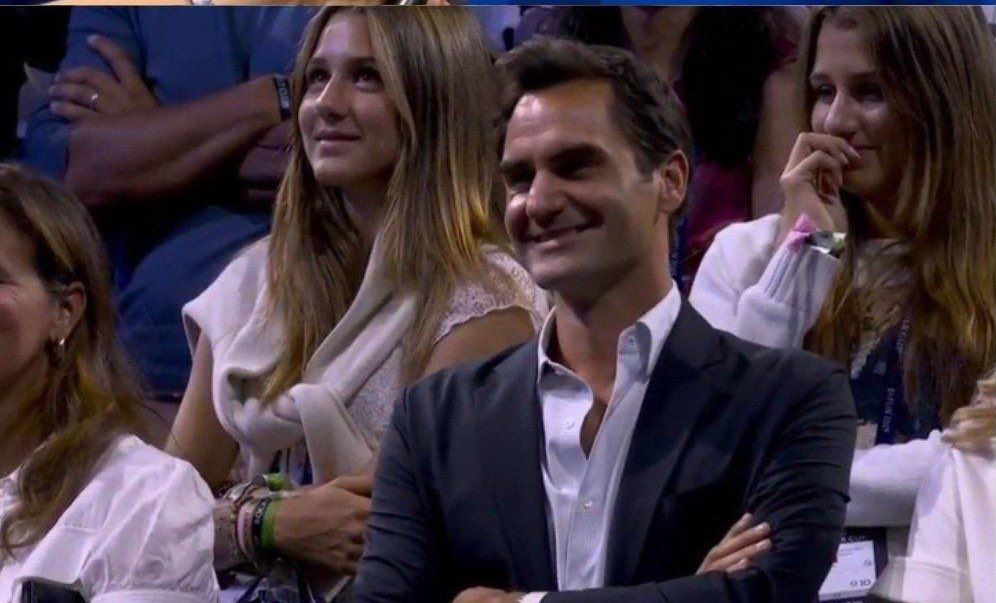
[264,472,289,492]
[261,497,282,554]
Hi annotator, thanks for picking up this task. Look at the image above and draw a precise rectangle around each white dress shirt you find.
[532,283,681,596]
[0,435,219,603]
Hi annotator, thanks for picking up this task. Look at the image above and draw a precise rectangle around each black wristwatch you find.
[272,74,292,121]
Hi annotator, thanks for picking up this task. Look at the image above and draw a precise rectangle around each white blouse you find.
[0,435,218,603]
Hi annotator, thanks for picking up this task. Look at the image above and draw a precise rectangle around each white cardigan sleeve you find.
[846,431,946,527]
[692,215,944,532]
[689,214,841,348]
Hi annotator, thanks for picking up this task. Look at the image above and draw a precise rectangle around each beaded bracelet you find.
[236,497,260,569]
[213,497,244,571]
[218,473,291,573]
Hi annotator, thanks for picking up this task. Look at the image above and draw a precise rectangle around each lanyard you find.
[875,315,912,445]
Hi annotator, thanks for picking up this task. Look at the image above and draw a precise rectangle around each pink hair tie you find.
[784,213,819,251]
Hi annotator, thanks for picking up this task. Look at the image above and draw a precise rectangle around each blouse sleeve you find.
[434,250,549,344]
[689,214,840,348]
[81,452,219,603]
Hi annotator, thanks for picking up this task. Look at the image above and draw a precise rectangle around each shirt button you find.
[582,500,594,510]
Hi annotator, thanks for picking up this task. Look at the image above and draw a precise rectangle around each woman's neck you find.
[854,194,901,240]
[341,185,387,248]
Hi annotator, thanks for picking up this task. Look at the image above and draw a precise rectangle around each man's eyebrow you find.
[548,143,605,167]
[499,158,528,177]
[500,142,606,173]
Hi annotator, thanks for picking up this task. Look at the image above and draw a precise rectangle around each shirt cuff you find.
[759,228,840,308]
[519,593,548,603]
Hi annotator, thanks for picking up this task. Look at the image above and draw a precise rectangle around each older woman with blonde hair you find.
[166,6,546,600]
[0,164,216,602]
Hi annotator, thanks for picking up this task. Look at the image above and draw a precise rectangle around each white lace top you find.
[339,248,547,454]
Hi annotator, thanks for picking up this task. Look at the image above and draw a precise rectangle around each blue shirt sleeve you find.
[20,8,142,178]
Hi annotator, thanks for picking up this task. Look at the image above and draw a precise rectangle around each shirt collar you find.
[536,281,682,383]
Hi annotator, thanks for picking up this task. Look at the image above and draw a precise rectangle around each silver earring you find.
[58,337,66,351]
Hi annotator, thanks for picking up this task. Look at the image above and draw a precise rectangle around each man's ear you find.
[654,150,690,216]
[50,282,86,345]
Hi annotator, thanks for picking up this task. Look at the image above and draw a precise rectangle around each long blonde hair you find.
[0,164,144,558]
[264,7,505,400]
[802,7,996,422]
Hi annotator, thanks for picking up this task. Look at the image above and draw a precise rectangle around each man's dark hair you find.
[495,35,692,235]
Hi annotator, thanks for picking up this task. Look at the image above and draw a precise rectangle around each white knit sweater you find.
[689,214,945,529]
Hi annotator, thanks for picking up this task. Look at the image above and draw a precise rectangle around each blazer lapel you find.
[606,302,724,585]
[474,342,557,591]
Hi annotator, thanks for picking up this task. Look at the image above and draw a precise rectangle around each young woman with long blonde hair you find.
[166,6,545,599]
[691,5,996,591]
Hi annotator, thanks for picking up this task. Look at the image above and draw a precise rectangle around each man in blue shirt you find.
[22,7,317,438]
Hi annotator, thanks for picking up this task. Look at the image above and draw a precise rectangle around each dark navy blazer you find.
[355,301,856,602]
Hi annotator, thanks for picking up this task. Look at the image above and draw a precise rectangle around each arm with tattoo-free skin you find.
[24,8,286,208]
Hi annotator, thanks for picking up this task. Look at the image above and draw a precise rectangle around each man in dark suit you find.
[354,37,856,603]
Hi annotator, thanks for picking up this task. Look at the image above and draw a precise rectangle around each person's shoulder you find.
[410,338,534,401]
[717,324,837,369]
[83,435,213,553]
[181,237,270,346]
[212,237,270,292]
[706,318,846,398]
[55,434,211,538]
[436,245,547,342]
[479,246,546,304]
[400,340,535,424]
[75,436,218,601]
[710,214,781,254]
[473,245,531,290]
[89,435,212,507]
[696,215,781,291]
[480,245,521,270]
[698,328,854,440]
